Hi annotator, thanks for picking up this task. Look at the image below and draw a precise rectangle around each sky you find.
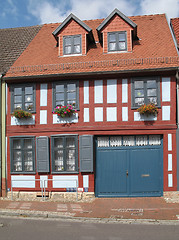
[0,0,179,29]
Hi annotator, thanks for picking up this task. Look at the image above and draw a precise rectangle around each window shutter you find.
[36,137,49,172]
[79,135,93,172]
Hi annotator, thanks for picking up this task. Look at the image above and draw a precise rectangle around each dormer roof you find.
[52,13,94,41]
[96,8,137,32]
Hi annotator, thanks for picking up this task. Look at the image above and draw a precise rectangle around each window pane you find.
[54,149,64,171]
[14,87,22,95]
[14,96,22,103]
[119,42,126,50]
[25,87,33,94]
[109,34,116,42]
[147,80,156,89]
[14,104,22,110]
[65,46,72,54]
[66,149,76,171]
[135,89,144,97]
[56,101,64,106]
[56,93,64,101]
[147,89,156,97]
[74,45,80,53]
[13,162,22,171]
[67,84,76,91]
[67,92,76,100]
[119,33,126,41]
[54,138,63,148]
[134,81,144,89]
[13,151,22,160]
[13,139,21,149]
[109,42,116,51]
[66,137,75,148]
[74,36,80,45]
[64,37,71,45]
[135,98,144,105]
[25,95,33,102]
[24,139,32,149]
[148,97,157,105]
[25,103,34,111]
[56,85,64,92]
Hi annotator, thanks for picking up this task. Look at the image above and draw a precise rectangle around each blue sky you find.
[0,0,179,29]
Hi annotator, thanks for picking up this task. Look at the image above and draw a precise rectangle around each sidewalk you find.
[0,196,179,222]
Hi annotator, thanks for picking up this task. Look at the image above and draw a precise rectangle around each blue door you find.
[95,136,163,197]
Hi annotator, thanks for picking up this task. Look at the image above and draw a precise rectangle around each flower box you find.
[137,103,158,116]
[53,104,77,118]
[12,110,32,119]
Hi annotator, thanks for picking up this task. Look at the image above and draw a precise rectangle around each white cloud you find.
[27,0,179,25]
[1,0,18,18]
[140,0,179,19]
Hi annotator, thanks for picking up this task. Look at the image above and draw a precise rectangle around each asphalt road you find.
[0,216,179,240]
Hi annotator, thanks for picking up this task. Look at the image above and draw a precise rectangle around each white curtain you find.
[136,135,148,146]
[123,136,135,146]
[149,135,161,145]
[110,136,122,147]
[97,137,109,147]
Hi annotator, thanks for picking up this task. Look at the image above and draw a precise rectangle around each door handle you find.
[126,170,129,177]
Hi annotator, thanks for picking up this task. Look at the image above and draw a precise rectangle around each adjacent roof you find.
[0,25,42,74]
[97,8,137,32]
[5,13,179,79]
[171,18,179,48]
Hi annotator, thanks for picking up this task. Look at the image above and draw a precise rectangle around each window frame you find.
[52,81,79,110]
[108,31,127,52]
[131,77,160,109]
[10,136,36,174]
[63,35,82,55]
[10,84,36,113]
[51,135,78,174]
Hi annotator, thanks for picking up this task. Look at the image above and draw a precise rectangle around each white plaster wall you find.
[162,77,170,102]
[94,80,103,103]
[107,79,117,103]
[122,107,128,121]
[168,174,173,187]
[106,107,117,121]
[40,175,48,188]
[134,112,157,121]
[40,110,47,124]
[122,79,128,103]
[168,134,172,151]
[84,81,89,104]
[168,154,172,171]
[95,107,103,122]
[83,175,89,188]
[40,84,48,106]
[11,176,35,188]
[84,108,89,122]
[11,115,35,125]
[53,113,78,124]
[162,106,170,121]
[52,176,78,188]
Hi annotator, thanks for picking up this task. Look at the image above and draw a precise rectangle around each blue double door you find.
[96,142,163,197]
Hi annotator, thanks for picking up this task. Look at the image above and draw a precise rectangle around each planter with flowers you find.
[12,110,32,119]
[53,104,77,118]
[137,103,158,116]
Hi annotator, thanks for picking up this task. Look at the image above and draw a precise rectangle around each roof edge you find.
[52,13,92,37]
[96,8,137,32]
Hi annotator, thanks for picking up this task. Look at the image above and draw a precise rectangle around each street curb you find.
[0,209,179,225]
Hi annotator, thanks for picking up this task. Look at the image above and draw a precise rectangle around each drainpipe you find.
[0,73,2,196]
[176,69,179,191]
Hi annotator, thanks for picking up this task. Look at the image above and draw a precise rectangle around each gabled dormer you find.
[96,9,137,53]
[52,13,94,57]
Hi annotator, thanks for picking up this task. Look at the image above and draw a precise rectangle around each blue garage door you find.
[95,135,163,197]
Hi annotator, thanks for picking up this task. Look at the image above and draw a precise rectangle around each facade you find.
[4,9,179,198]
[0,25,42,196]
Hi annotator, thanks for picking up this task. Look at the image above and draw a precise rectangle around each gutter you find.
[3,66,179,82]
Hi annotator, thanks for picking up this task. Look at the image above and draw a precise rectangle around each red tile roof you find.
[5,14,179,78]
[171,18,179,47]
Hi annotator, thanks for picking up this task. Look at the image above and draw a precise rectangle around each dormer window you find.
[108,32,127,52]
[63,35,81,55]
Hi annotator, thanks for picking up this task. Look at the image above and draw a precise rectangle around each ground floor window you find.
[10,137,35,173]
[51,135,78,173]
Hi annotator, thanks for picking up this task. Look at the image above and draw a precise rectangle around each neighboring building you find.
[170,18,179,190]
[171,18,179,51]
[4,9,179,198]
[0,25,42,196]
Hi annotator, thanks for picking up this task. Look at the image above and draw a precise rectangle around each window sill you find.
[51,171,79,175]
[11,172,36,175]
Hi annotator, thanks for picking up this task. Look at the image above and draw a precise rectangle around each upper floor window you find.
[63,35,81,55]
[131,77,160,108]
[108,31,127,52]
[51,135,78,173]
[10,137,35,173]
[53,81,79,109]
[11,84,36,112]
